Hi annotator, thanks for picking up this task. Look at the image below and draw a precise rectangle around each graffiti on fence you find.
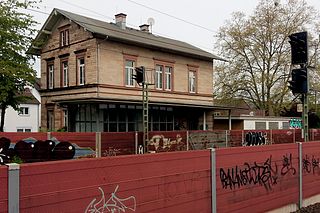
[0,148,9,164]
[243,132,268,146]
[103,147,120,157]
[85,185,136,213]
[281,153,296,176]
[289,118,302,129]
[148,134,184,152]
[303,154,320,174]
[189,131,227,150]
[220,154,297,191]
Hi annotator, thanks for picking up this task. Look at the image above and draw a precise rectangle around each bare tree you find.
[214,0,319,116]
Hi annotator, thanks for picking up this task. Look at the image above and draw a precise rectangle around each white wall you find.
[243,119,290,130]
[2,104,39,132]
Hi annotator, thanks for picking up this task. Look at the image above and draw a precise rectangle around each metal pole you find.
[209,148,217,213]
[302,93,309,141]
[298,142,303,209]
[7,163,20,213]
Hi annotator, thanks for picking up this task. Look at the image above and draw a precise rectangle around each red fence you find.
[51,132,96,150]
[101,132,136,156]
[302,142,320,199]
[0,166,8,213]
[0,133,47,143]
[216,144,299,213]
[2,143,320,212]
[18,151,210,213]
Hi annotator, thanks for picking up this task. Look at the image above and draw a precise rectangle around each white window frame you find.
[60,29,69,47]
[17,128,32,132]
[125,60,135,86]
[19,107,29,116]
[48,64,54,89]
[189,70,196,93]
[165,66,172,91]
[63,109,68,127]
[62,61,68,87]
[155,65,163,89]
[78,58,85,85]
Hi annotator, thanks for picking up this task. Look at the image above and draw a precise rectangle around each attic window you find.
[60,29,69,47]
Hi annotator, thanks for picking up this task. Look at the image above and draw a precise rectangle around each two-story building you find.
[29,9,225,132]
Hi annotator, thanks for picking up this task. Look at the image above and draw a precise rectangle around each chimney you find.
[139,24,150,32]
[115,13,127,29]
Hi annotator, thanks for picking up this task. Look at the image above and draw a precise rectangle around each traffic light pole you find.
[302,89,309,142]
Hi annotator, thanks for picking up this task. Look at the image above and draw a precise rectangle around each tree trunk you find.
[0,105,7,132]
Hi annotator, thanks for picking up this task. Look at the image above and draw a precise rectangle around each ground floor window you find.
[68,103,175,132]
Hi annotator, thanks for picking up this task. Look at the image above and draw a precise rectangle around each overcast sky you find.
[26,0,320,71]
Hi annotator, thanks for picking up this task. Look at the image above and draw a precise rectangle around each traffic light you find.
[133,66,144,84]
[288,31,308,65]
[288,67,308,94]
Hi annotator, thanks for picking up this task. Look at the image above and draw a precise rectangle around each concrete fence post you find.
[95,132,101,158]
[7,163,20,213]
[135,131,138,154]
[225,130,228,147]
[186,131,189,151]
[209,148,217,213]
[298,142,303,209]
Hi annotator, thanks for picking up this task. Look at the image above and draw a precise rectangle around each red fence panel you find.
[19,150,211,213]
[271,129,295,144]
[51,132,96,150]
[148,131,187,152]
[0,133,47,143]
[302,142,320,199]
[228,130,243,147]
[189,130,227,149]
[101,132,136,156]
[216,144,299,213]
[0,166,8,213]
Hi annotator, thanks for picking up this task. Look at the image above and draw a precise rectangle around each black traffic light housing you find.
[288,31,308,65]
[133,66,145,84]
[288,66,308,94]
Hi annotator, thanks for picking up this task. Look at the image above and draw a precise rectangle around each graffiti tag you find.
[0,148,9,165]
[243,132,268,146]
[148,134,184,152]
[85,185,136,213]
[220,156,278,191]
[303,155,320,174]
[220,154,298,191]
[281,153,296,176]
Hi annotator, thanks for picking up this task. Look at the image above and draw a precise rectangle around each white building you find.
[1,88,41,132]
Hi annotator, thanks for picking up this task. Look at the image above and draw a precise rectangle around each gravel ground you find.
[292,203,320,213]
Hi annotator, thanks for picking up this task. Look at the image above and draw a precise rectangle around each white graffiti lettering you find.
[0,148,9,165]
[85,185,136,213]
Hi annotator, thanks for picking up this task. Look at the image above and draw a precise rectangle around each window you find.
[48,63,54,89]
[60,29,69,47]
[155,64,173,90]
[255,122,266,130]
[125,60,135,86]
[61,60,68,87]
[19,107,29,116]
[63,109,68,128]
[188,70,197,93]
[47,110,54,131]
[78,58,85,85]
[17,128,31,132]
[155,65,163,89]
[165,66,172,90]
[269,122,279,130]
